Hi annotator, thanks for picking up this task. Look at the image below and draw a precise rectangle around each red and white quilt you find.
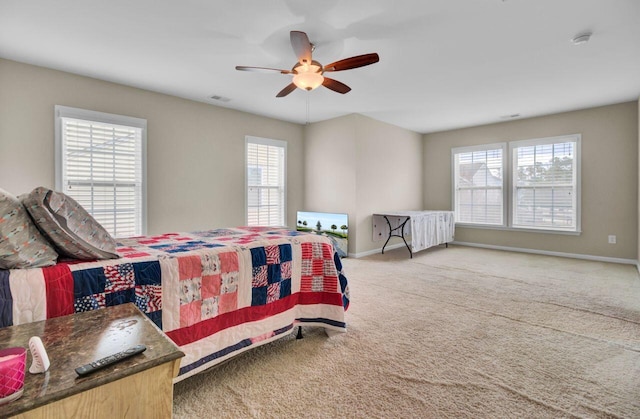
[0,227,350,381]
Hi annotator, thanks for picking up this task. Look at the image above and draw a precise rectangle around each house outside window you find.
[245,136,286,226]
[55,105,147,238]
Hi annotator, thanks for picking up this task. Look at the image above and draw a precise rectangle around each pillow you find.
[21,187,119,260]
[0,188,58,269]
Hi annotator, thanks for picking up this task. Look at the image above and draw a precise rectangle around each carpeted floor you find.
[173,245,640,418]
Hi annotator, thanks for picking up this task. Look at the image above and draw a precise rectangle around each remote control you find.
[75,344,146,376]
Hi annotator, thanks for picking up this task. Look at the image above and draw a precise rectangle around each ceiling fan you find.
[236,31,379,97]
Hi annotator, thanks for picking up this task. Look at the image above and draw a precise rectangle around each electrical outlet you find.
[608,235,617,244]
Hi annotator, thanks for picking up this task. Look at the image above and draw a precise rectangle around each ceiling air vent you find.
[209,95,231,103]
[500,113,521,120]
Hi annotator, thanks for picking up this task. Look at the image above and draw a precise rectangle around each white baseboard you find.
[453,241,637,265]
[349,242,408,258]
[349,240,639,269]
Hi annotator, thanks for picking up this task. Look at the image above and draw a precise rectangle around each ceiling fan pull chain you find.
[306,91,310,125]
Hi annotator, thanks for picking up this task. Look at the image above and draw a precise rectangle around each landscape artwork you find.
[296,211,348,258]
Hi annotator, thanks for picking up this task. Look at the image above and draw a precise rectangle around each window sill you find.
[455,223,582,236]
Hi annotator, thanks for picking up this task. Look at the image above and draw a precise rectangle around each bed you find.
[0,226,350,382]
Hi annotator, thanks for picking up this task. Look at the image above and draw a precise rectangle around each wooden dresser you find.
[0,303,184,418]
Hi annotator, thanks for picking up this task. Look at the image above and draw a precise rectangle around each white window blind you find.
[452,144,505,226]
[511,135,580,231]
[55,106,146,238]
[245,137,286,227]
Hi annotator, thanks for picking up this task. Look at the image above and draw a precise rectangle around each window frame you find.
[451,134,581,235]
[451,142,507,228]
[245,136,287,227]
[509,134,581,233]
[54,105,148,237]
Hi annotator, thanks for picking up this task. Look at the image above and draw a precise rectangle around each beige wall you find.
[305,114,423,255]
[353,115,423,255]
[3,58,637,261]
[304,114,358,221]
[0,58,304,234]
[424,102,639,260]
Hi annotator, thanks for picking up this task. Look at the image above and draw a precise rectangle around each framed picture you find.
[296,211,348,257]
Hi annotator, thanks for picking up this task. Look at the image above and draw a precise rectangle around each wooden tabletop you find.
[0,303,183,417]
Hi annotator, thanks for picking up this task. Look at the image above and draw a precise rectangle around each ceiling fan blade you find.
[235,66,291,74]
[323,53,380,72]
[322,77,351,94]
[290,31,312,64]
[276,83,297,97]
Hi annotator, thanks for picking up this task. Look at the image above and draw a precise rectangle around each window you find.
[245,136,286,226]
[452,143,506,226]
[55,106,146,238]
[451,134,581,233]
[511,135,580,232]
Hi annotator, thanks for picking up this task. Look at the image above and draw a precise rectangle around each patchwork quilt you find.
[0,227,350,381]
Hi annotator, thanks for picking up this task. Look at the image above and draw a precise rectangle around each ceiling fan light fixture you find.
[292,63,324,91]
[293,72,324,91]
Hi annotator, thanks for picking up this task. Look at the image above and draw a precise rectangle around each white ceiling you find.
[1,0,639,133]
